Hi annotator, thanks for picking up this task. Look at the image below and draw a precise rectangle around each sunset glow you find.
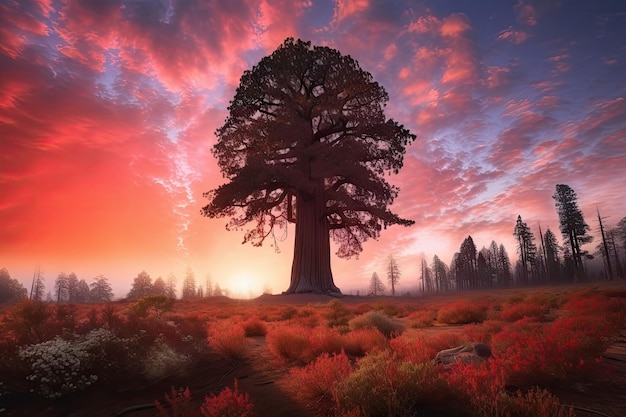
[1,0,625,297]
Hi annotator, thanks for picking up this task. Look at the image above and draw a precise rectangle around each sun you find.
[231,274,258,299]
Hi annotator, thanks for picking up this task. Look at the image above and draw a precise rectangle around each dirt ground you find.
[7,283,626,417]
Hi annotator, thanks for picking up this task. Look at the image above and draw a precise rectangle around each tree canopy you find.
[553,184,592,279]
[202,38,415,294]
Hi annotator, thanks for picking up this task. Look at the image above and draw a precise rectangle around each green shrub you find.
[372,302,406,318]
[348,311,405,338]
[336,351,448,417]
[498,388,576,417]
[325,300,353,327]
[129,295,175,319]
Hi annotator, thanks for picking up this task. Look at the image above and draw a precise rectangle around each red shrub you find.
[341,328,388,357]
[562,293,626,331]
[462,320,505,345]
[389,331,466,365]
[499,301,547,322]
[309,327,344,357]
[266,326,311,365]
[4,300,54,344]
[437,302,487,325]
[242,317,267,337]
[288,352,352,414]
[446,363,575,417]
[208,321,250,360]
[490,314,617,386]
[200,379,255,417]
[407,309,437,327]
[444,359,507,402]
[267,325,347,364]
[425,331,467,353]
[389,336,435,364]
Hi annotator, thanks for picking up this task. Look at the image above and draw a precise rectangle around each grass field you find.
[1,282,625,417]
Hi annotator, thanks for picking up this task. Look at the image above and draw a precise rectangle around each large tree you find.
[0,268,27,304]
[513,215,538,285]
[369,272,385,295]
[202,38,415,294]
[553,184,592,280]
[89,275,114,302]
[181,267,197,299]
[432,255,449,292]
[542,228,561,283]
[456,236,477,290]
[386,254,401,296]
[127,271,153,300]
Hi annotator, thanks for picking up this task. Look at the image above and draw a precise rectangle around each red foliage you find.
[406,309,436,327]
[266,325,311,364]
[266,325,344,364]
[208,320,250,360]
[499,301,546,322]
[288,352,352,414]
[436,301,487,324]
[341,328,388,357]
[491,314,614,385]
[390,331,467,365]
[200,379,255,417]
[241,317,268,337]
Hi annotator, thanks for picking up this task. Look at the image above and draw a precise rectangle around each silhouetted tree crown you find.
[0,268,27,304]
[202,38,415,294]
[553,184,592,279]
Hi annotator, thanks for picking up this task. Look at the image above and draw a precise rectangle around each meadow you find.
[1,282,625,417]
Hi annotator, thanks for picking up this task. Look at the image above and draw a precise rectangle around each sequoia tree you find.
[553,184,592,280]
[202,38,415,294]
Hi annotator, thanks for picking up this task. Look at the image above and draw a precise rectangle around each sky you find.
[1,0,625,298]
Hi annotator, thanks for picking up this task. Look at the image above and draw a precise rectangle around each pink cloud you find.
[497,27,530,44]
[402,79,439,106]
[257,1,312,51]
[408,15,441,34]
[486,65,512,89]
[439,15,481,86]
[332,0,370,23]
[52,0,262,92]
[548,53,571,74]
[530,79,564,93]
[440,13,472,38]
[0,1,50,58]
[55,0,122,71]
[514,0,537,26]
[536,95,565,111]
[489,112,556,168]
[503,99,533,117]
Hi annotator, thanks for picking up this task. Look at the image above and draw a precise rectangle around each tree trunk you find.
[285,182,341,294]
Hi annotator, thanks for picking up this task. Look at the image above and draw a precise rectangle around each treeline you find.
[0,265,227,304]
[420,184,626,292]
[368,184,626,295]
[0,267,114,304]
[125,267,226,301]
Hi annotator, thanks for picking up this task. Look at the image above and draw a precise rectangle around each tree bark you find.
[285,181,341,294]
